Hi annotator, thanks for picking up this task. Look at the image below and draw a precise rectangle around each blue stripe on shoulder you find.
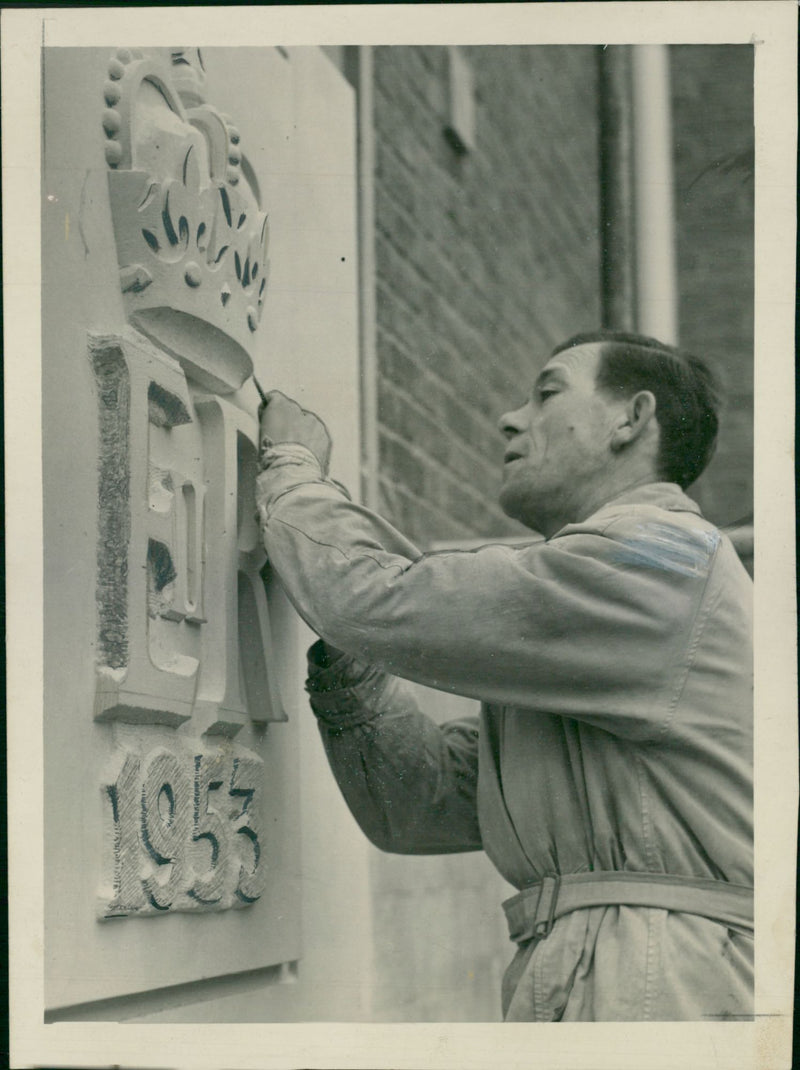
[609,522,720,577]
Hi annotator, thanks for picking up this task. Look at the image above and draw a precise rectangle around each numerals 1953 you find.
[102,745,265,917]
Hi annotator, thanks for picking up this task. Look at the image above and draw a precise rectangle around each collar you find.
[551,482,703,540]
[594,481,702,516]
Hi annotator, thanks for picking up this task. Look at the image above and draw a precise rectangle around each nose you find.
[498,404,528,440]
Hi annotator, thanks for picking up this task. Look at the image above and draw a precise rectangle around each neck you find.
[538,469,660,538]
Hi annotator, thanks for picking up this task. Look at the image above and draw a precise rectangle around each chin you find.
[498,484,540,531]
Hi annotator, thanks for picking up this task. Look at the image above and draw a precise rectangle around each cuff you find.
[305,639,389,729]
[255,444,352,519]
[258,440,322,473]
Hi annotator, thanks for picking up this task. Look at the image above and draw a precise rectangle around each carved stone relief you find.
[101,739,265,917]
[92,328,285,916]
[192,396,286,737]
[93,48,283,919]
[103,47,270,393]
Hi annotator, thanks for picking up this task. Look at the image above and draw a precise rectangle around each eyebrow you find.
[532,367,566,393]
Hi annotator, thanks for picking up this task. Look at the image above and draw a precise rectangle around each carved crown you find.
[103,48,270,393]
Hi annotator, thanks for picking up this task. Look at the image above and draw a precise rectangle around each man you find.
[255,330,753,1022]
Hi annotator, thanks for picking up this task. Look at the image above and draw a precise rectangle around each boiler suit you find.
[256,444,753,1021]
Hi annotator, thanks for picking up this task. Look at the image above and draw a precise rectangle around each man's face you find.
[498,343,628,535]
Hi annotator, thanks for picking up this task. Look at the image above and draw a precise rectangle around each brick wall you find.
[373,45,602,546]
[671,45,754,526]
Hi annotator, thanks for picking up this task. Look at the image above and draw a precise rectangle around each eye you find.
[538,389,558,402]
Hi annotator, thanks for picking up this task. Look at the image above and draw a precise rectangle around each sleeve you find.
[305,639,482,854]
[257,447,715,742]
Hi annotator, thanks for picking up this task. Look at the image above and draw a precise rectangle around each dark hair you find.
[552,330,723,488]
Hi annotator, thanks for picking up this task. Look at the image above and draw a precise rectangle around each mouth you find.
[504,450,524,464]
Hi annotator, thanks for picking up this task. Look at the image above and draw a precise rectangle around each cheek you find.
[565,408,606,450]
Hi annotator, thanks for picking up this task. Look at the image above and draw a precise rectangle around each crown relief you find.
[103,48,269,393]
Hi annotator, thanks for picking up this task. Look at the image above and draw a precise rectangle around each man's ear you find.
[610,390,657,450]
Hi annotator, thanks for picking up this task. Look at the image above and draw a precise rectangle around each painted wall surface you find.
[43,45,371,1022]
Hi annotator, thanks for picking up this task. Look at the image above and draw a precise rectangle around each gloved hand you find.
[258,389,333,476]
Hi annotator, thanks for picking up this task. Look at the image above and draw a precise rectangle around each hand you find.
[259,390,333,475]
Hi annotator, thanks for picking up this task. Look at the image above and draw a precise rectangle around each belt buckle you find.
[533,875,561,939]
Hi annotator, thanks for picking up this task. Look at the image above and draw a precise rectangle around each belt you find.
[503,871,754,944]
